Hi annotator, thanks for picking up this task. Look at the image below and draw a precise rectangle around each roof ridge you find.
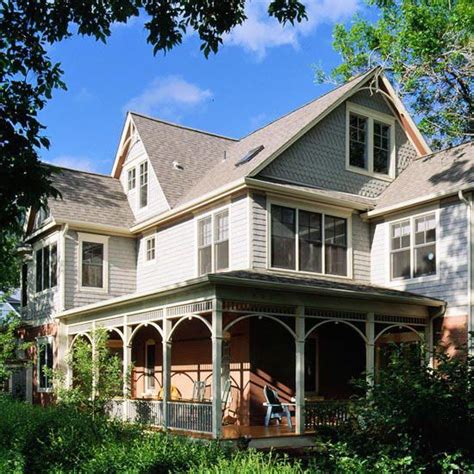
[129,111,238,142]
[238,67,378,141]
[43,163,116,179]
[414,140,472,161]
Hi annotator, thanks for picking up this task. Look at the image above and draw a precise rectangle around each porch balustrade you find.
[167,401,213,433]
[304,400,353,430]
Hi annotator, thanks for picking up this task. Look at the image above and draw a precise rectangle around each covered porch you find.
[63,271,444,439]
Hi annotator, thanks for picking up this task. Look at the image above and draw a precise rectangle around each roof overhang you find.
[363,184,474,220]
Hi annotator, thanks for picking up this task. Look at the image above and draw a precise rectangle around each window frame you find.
[144,339,156,395]
[138,160,148,209]
[267,199,353,279]
[387,210,439,283]
[78,232,109,292]
[346,102,396,181]
[195,206,231,277]
[34,237,59,295]
[36,336,54,393]
[145,235,156,263]
[127,167,136,192]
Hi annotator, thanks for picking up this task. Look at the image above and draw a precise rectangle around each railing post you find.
[162,311,172,430]
[365,312,375,385]
[123,317,131,422]
[211,298,223,439]
[295,305,305,434]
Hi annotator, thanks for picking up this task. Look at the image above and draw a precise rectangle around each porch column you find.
[365,312,375,385]
[162,314,172,430]
[122,320,131,422]
[295,305,305,434]
[91,321,97,401]
[211,298,223,439]
[424,318,433,367]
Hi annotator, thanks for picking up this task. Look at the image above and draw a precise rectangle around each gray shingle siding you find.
[259,89,417,198]
[251,193,267,269]
[65,231,136,309]
[352,213,371,282]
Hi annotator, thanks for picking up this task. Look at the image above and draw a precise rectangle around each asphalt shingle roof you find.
[375,142,474,211]
[48,168,135,228]
[131,113,236,208]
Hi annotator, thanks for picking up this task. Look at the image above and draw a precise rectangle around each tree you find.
[316,0,473,149]
[53,328,124,417]
[0,0,307,290]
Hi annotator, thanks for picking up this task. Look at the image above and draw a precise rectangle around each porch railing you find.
[167,401,212,433]
[304,400,353,430]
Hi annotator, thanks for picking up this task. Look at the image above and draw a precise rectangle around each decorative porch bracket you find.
[211,298,223,438]
[295,306,305,434]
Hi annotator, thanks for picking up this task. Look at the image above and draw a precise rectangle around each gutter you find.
[363,184,474,220]
[244,178,374,212]
[54,219,132,237]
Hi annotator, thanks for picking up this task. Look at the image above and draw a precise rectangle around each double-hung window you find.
[270,204,349,277]
[347,102,395,178]
[144,340,156,394]
[139,161,148,208]
[127,168,136,191]
[145,236,156,261]
[197,209,229,276]
[79,233,108,290]
[35,242,58,293]
[390,212,437,280]
[37,336,53,392]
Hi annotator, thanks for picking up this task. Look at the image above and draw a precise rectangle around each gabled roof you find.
[47,167,135,229]
[175,69,380,206]
[129,113,236,208]
[372,141,473,215]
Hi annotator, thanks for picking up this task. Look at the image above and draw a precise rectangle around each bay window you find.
[390,212,437,280]
[35,242,58,293]
[197,209,229,276]
[270,204,349,277]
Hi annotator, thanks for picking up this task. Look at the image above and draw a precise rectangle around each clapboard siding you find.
[230,194,250,270]
[259,89,417,198]
[251,193,267,269]
[136,217,195,293]
[65,231,136,309]
[352,213,371,282]
[370,200,469,315]
[120,139,169,222]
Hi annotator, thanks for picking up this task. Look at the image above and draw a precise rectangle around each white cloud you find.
[123,75,213,117]
[44,155,100,173]
[225,0,359,60]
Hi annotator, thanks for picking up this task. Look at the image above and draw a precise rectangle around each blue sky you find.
[40,0,367,175]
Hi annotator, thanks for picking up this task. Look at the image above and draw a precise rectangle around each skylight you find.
[235,145,264,167]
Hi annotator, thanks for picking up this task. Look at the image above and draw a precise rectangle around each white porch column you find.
[365,312,375,385]
[122,320,131,421]
[424,317,434,367]
[162,314,172,430]
[211,298,223,439]
[295,305,305,434]
[91,320,97,401]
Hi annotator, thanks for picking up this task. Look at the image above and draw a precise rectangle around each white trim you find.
[36,335,54,393]
[345,102,396,180]
[78,232,109,293]
[266,198,353,279]
[386,209,440,284]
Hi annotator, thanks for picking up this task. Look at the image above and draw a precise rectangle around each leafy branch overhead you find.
[316,0,473,149]
[0,0,307,291]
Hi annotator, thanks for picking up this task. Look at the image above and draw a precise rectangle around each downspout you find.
[458,190,473,354]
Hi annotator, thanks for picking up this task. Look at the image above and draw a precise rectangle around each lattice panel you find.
[68,321,92,335]
[128,309,164,325]
[305,308,366,321]
[98,316,124,329]
[223,301,295,316]
[375,314,427,326]
[166,300,212,318]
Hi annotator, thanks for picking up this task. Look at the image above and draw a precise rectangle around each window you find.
[197,209,230,276]
[35,243,58,293]
[139,161,148,208]
[146,236,156,261]
[127,168,136,191]
[79,233,108,290]
[346,103,395,178]
[21,264,28,307]
[270,204,349,277]
[37,337,53,391]
[33,206,51,230]
[145,340,156,394]
[390,212,437,280]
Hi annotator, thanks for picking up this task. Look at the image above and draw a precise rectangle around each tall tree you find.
[316,0,473,149]
[0,0,307,289]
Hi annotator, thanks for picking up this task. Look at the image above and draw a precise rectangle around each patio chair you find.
[263,385,293,428]
[192,380,206,402]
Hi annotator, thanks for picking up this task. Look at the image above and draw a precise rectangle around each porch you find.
[63,271,443,439]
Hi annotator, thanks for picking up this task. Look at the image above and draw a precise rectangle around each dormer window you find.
[33,206,51,230]
[346,102,395,179]
[139,161,148,208]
